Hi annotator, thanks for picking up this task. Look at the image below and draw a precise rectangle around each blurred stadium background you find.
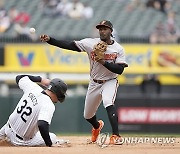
[0,0,180,134]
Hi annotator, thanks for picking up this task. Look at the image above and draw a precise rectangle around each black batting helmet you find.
[47,78,67,102]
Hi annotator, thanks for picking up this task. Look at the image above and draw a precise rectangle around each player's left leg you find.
[102,79,122,144]
[106,105,119,136]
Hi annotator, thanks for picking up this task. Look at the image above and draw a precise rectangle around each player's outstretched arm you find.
[40,34,81,52]
[38,120,52,147]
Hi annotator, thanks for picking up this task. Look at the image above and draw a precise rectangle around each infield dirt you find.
[0,136,180,154]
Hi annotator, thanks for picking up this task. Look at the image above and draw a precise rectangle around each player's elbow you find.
[117,68,124,75]
[111,65,124,74]
[16,75,24,84]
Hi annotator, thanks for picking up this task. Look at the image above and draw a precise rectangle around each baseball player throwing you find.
[40,20,128,145]
[0,74,68,147]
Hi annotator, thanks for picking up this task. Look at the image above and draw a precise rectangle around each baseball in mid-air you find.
[29,28,36,34]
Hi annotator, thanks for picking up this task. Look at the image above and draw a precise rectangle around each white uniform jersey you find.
[75,38,128,80]
[8,76,55,140]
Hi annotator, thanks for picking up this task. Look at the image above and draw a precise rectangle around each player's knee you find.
[84,112,93,119]
[83,113,89,119]
[103,100,113,108]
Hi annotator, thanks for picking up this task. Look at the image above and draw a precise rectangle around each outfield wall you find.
[0,86,180,134]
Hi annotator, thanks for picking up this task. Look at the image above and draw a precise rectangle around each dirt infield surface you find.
[0,136,180,154]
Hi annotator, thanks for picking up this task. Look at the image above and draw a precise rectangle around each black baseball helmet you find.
[47,78,67,102]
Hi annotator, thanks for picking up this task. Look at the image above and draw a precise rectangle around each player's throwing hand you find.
[40,34,50,42]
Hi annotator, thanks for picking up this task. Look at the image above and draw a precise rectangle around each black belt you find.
[93,79,106,84]
[93,78,117,84]
[8,124,23,140]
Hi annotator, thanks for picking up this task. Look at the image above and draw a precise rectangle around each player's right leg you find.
[101,79,123,145]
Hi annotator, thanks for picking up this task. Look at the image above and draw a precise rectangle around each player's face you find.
[51,93,59,103]
[98,27,112,41]
[54,95,59,103]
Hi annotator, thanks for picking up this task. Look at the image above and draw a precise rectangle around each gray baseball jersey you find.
[74,38,127,119]
[75,38,127,80]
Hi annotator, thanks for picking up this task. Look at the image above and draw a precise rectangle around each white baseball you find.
[29,28,36,34]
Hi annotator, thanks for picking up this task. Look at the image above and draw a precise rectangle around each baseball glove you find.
[93,41,108,61]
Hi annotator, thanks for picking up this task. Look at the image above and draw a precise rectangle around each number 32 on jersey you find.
[17,99,32,123]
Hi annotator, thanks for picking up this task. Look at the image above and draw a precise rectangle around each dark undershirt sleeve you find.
[103,62,125,74]
[47,37,81,52]
[16,75,42,84]
[38,120,52,147]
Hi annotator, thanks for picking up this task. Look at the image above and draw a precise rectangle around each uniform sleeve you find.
[74,38,92,52]
[18,76,43,93]
[38,103,55,124]
[115,47,128,67]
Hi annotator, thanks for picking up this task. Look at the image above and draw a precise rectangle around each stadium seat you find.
[1,0,180,40]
